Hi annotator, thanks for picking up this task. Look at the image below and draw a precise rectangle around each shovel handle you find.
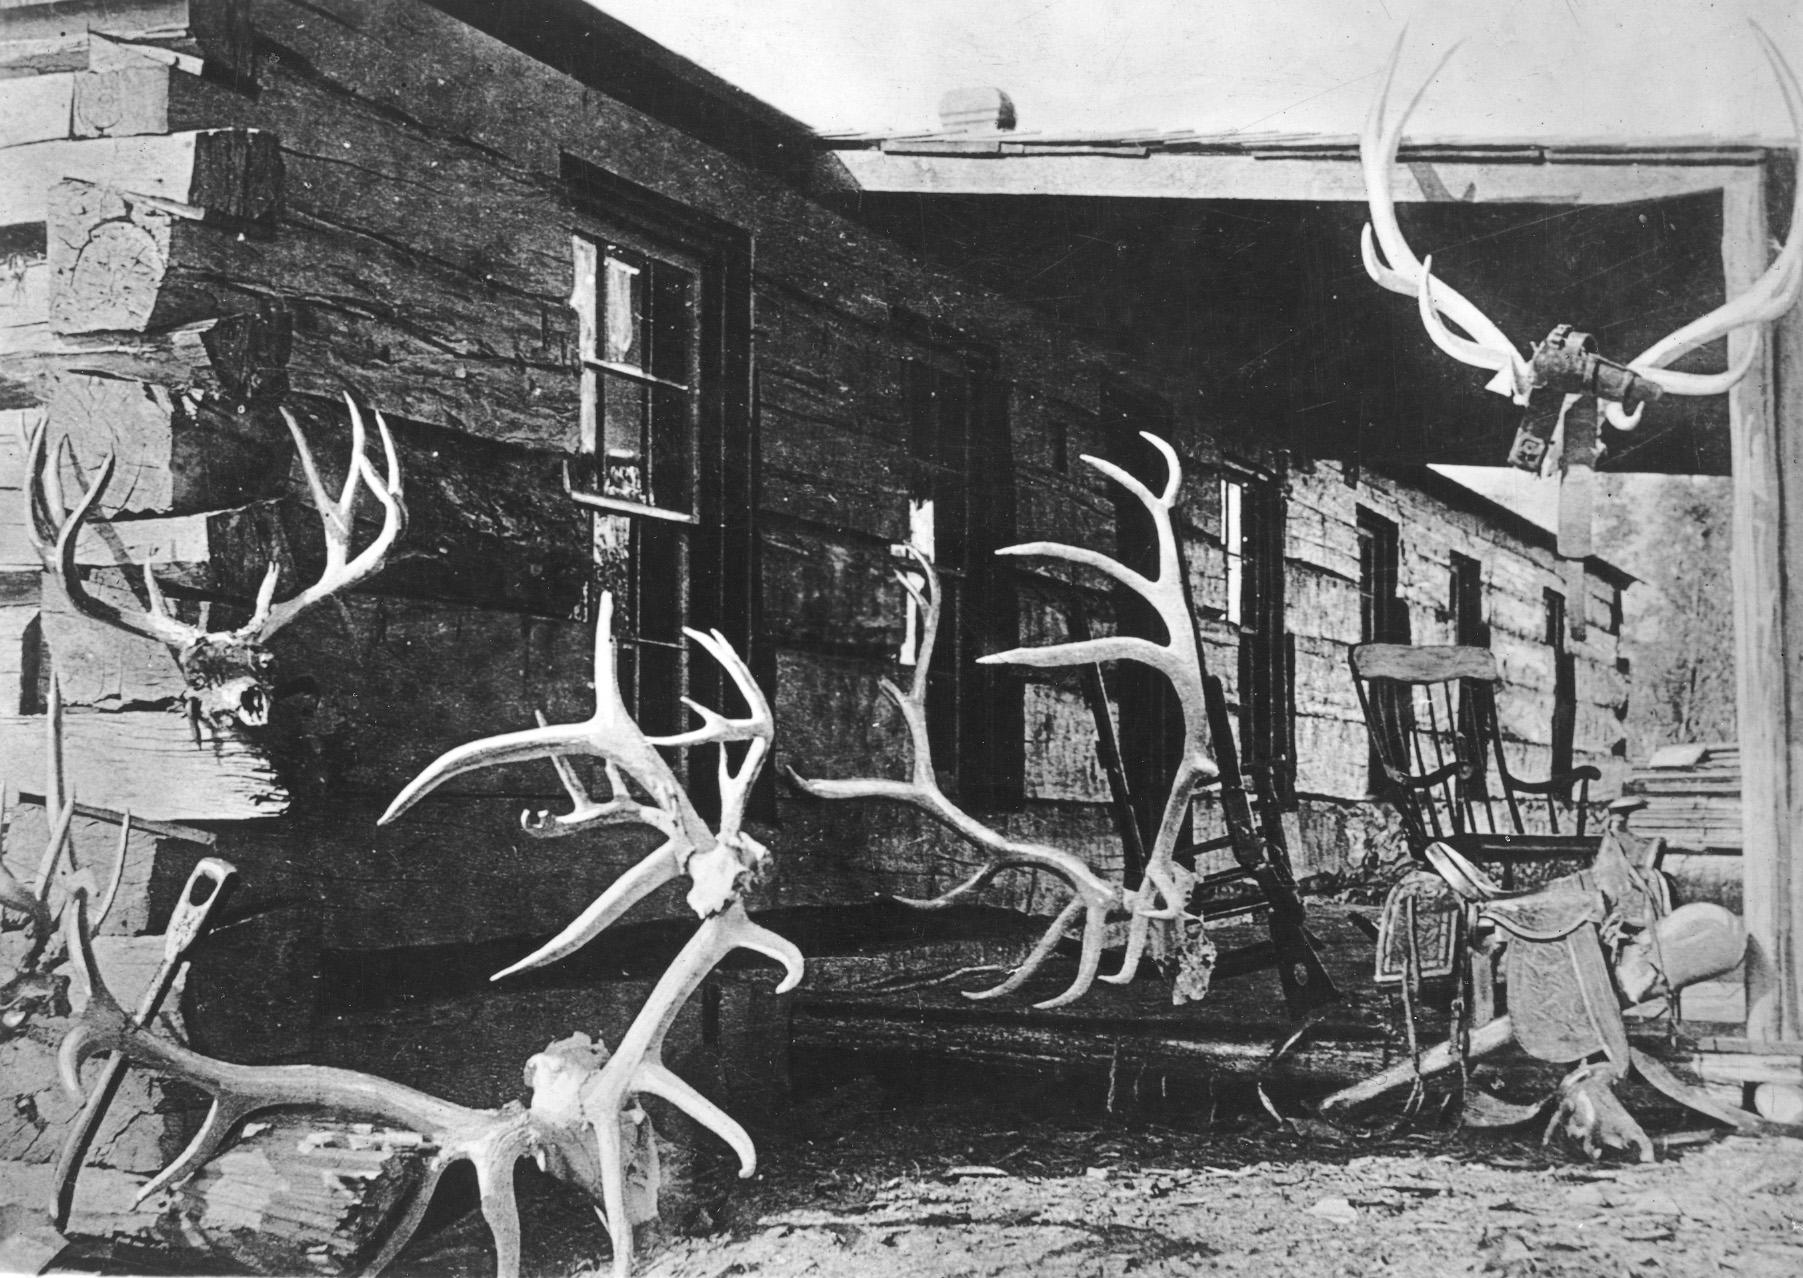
[51,858,237,1231]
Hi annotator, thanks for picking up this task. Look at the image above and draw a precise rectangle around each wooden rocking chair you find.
[1350,643,1607,886]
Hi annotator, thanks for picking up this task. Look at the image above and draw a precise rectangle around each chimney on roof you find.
[938,87,1016,133]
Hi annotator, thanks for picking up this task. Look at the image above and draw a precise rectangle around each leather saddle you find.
[1378,831,1667,1070]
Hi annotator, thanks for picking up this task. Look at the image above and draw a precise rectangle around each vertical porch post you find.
[1730,164,1799,1040]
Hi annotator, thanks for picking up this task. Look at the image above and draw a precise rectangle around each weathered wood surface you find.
[2,933,207,1170]
[1726,170,1792,1040]
[165,1116,433,1276]
[1624,743,1743,851]
[792,907,1391,1088]
[0,0,254,82]
[0,710,284,818]
[4,129,279,226]
[1348,642,1497,685]
[262,595,600,798]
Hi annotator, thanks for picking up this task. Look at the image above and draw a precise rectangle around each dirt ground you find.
[10,1048,1802,1277]
[367,1061,1803,1278]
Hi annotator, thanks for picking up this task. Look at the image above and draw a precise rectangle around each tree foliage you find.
[1595,475,1735,761]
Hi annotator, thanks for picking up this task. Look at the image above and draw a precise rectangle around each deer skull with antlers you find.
[25,394,406,730]
[378,593,801,1277]
[789,433,1219,1009]
[1360,26,1803,468]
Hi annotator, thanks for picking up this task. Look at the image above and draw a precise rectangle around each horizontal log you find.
[792,998,1393,1089]
[35,177,576,446]
[0,709,285,821]
[4,128,279,227]
[0,324,212,405]
[199,399,589,617]
[0,0,253,82]
[0,372,287,564]
[261,594,602,798]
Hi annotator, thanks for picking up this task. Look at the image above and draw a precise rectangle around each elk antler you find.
[1603,24,1803,427]
[1360,28,1803,423]
[2,672,131,1037]
[379,597,800,1275]
[58,892,542,1278]
[1358,34,1534,403]
[24,394,406,727]
[380,593,778,943]
[982,433,1217,987]
[787,547,1127,1009]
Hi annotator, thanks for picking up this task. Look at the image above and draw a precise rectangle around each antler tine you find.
[59,894,542,1278]
[581,901,802,1278]
[0,777,54,947]
[382,595,702,848]
[1359,35,1533,401]
[1605,23,1803,429]
[788,543,1126,1008]
[896,542,942,701]
[657,626,774,841]
[518,715,672,840]
[978,436,1212,986]
[25,427,205,650]
[249,399,407,641]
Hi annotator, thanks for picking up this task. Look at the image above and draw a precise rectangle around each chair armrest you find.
[1505,765,1601,795]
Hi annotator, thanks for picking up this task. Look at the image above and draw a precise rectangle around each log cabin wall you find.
[0,0,1632,1161]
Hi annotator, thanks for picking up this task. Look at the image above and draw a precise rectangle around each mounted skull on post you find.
[24,394,406,731]
[1359,26,1803,562]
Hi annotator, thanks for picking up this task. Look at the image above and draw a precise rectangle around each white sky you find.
[594,0,1803,142]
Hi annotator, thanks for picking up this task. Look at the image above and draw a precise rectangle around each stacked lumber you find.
[159,1115,435,1275]
[1623,743,1742,852]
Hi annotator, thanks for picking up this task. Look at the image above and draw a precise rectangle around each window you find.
[1545,589,1576,781]
[1357,509,1407,644]
[1221,479,1245,627]
[1358,508,1408,793]
[902,341,1021,809]
[1449,552,1488,647]
[563,157,755,811]
[1225,472,1293,805]
[571,232,699,735]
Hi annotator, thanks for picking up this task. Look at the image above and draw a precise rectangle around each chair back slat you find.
[1352,643,1517,852]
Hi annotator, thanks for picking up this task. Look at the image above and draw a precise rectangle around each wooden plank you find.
[834,150,1755,207]
[1729,167,1794,1040]
[1348,642,1496,684]
[2,128,279,226]
[0,710,284,819]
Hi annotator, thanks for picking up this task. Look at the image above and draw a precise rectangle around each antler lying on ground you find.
[59,893,547,1278]
[788,548,1126,1009]
[24,394,406,728]
[379,593,801,1276]
[791,433,1218,1007]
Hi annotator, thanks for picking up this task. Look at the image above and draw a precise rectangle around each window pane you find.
[602,376,648,500]
[649,382,693,513]
[592,512,633,616]
[602,251,645,368]
[635,518,687,645]
[648,261,693,386]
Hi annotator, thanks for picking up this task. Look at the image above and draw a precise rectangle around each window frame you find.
[562,155,758,818]
[898,331,1023,811]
